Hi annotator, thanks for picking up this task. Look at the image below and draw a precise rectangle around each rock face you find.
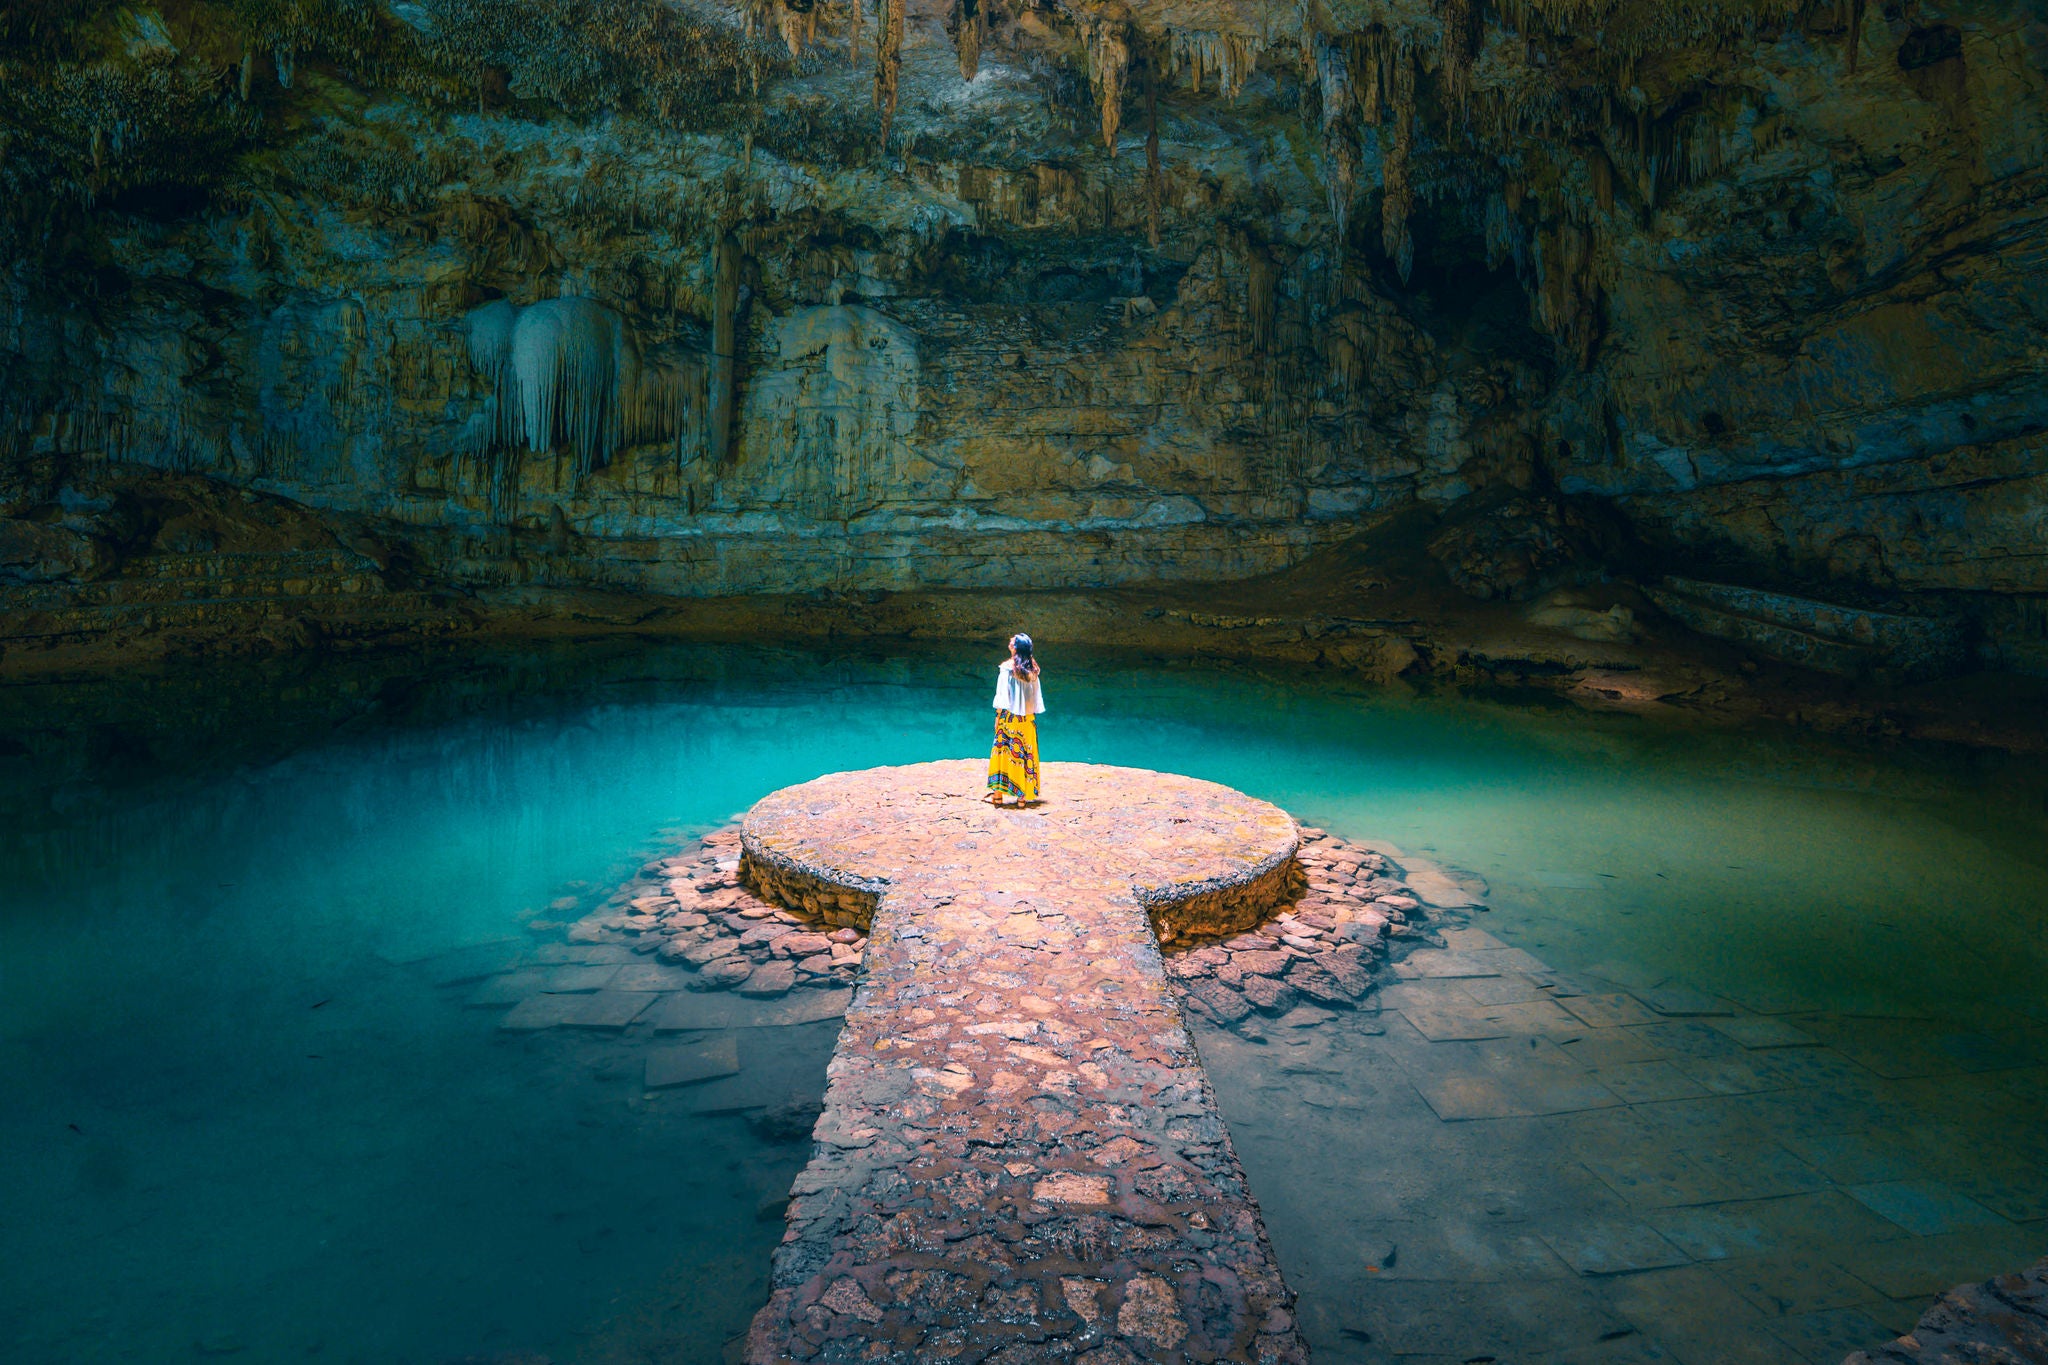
[0,1,2043,673]
[1842,1254,2048,1364]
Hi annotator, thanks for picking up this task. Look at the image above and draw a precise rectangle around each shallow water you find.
[2,641,2044,1364]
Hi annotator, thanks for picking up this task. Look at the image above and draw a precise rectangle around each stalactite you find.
[464,298,696,513]
[950,0,985,81]
[1167,29,1262,100]
[1316,35,1353,132]
[1247,248,1277,353]
[1440,0,1474,108]
[1084,20,1131,155]
[1359,34,1382,125]
[1483,192,1520,271]
[1591,147,1614,213]
[1531,222,1601,368]
[875,0,905,148]
[1325,130,1358,239]
[1314,34,1357,239]
[1380,48,1415,284]
[1144,59,1162,248]
[1635,107,1654,202]
[709,236,743,464]
[1845,0,1866,74]
[777,4,807,59]
[848,0,862,62]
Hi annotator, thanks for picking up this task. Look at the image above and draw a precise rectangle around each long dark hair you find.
[1010,633,1038,678]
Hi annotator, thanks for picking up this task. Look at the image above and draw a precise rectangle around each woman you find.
[986,633,1044,806]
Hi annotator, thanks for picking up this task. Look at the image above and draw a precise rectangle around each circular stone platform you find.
[738,760,1312,1365]
[741,758,1303,945]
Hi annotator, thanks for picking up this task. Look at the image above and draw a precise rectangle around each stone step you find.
[1648,576,1968,680]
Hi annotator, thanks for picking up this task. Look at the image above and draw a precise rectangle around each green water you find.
[2,641,2043,1364]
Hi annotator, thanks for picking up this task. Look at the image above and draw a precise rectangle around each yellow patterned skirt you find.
[987,709,1040,802]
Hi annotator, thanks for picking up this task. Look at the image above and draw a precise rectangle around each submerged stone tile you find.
[1711,1015,1823,1050]
[650,987,853,1032]
[540,963,620,994]
[1540,1221,1692,1276]
[561,990,654,1029]
[607,961,691,992]
[1712,1250,1884,1317]
[465,969,547,1007]
[1834,1228,2048,1301]
[1557,993,1664,1030]
[645,1036,741,1089]
[1845,1181,2009,1237]
[1459,973,1557,1006]
[1587,1060,1712,1104]
[1633,985,1736,1018]
[1763,1305,1897,1362]
[498,994,580,1030]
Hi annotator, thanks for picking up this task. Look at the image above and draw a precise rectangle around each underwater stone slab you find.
[1539,1221,1692,1276]
[1556,992,1663,1029]
[650,987,852,1032]
[738,759,1309,1365]
[1588,1059,1714,1104]
[1636,985,1737,1017]
[645,1036,741,1089]
[608,962,691,992]
[1402,864,1488,908]
[1400,1005,1514,1042]
[418,940,531,984]
[1397,950,1505,979]
[1845,1181,2009,1237]
[540,964,620,994]
[1712,1016,1823,1049]
[466,970,547,1007]
[560,990,655,1029]
[498,994,581,1031]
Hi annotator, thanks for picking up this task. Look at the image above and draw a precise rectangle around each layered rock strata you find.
[3,2,2042,681]
[739,759,1311,1364]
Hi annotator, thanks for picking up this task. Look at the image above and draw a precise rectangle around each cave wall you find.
[1540,4,2048,669]
[1,0,2043,670]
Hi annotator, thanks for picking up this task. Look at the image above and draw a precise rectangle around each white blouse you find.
[992,659,1045,715]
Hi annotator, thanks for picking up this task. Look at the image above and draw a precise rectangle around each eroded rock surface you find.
[1843,1255,2048,1365]
[1,2,2042,685]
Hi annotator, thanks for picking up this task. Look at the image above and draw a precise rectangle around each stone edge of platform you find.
[1138,831,1306,948]
[738,833,884,932]
[737,761,1307,947]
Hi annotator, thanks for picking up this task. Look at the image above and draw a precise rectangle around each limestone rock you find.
[738,961,796,997]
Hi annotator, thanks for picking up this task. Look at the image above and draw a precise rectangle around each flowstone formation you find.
[0,1,2043,689]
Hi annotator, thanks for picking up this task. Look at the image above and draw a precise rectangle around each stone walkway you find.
[738,760,1311,1365]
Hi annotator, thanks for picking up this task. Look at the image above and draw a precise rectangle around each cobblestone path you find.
[739,759,1313,1365]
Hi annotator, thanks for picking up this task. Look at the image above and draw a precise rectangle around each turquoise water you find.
[3,641,2044,1363]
